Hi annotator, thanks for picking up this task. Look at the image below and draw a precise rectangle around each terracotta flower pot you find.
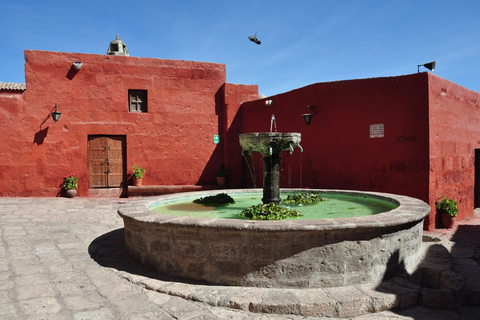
[133,177,143,186]
[216,176,226,187]
[440,214,455,229]
[65,189,77,198]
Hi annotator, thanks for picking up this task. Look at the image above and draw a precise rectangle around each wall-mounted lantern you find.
[302,105,317,125]
[51,103,61,122]
[417,61,435,73]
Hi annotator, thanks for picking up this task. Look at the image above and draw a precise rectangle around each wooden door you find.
[88,135,126,188]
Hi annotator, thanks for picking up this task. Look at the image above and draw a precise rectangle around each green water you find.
[149,192,398,220]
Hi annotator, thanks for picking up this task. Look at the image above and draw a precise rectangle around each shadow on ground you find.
[88,228,210,286]
[379,222,480,319]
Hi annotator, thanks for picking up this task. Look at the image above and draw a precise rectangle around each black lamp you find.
[417,61,436,73]
[51,103,61,122]
[302,105,317,125]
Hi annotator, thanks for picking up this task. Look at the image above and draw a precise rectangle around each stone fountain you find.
[116,116,432,317]
[118,128,430,292]
[239,132,302,204]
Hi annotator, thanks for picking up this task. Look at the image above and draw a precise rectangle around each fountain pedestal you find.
[262,154,282,204]
[239,132,302,204]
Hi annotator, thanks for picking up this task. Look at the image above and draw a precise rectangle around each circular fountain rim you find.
[118,189,430,231]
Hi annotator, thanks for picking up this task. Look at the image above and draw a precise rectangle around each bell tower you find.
[107,35,129,56]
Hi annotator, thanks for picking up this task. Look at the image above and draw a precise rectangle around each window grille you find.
[129,90,148,113]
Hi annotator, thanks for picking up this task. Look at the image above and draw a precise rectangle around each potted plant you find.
[435,195,458,228]
[215,164,227,187]
[63,173,78,198]
[132,166,146,186]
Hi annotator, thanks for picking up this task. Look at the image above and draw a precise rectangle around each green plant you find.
[239,203,302,220]
[435,195,458,217]
[63,173,78,190]
[133,166,146,178]
[215,164,227,177]
[283,193,327,205]
[193,193,235,206]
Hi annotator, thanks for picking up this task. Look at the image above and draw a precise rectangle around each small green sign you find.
[213,135,220,144]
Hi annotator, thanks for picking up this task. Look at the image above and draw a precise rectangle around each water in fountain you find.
[270,114,277,133]
[150,191,398,219]
[242,153,257,188]
[299,151,303,188]
[287,155,292,188]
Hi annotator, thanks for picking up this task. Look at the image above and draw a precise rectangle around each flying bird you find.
[248,32,261,45]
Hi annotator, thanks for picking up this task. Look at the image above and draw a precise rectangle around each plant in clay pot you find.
[435,195,458,229]
[215,164,227,187]
[63,173,78,198]
[132,166,146,186]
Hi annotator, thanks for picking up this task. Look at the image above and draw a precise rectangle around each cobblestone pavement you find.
[1,197,480,319]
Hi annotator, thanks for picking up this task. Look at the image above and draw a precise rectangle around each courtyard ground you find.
[0,197,479,319]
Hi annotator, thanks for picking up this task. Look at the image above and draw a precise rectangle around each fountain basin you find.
[118,189,430,288]
[239,132,302,156]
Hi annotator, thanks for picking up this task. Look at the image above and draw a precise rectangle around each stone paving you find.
[1,197,480,319]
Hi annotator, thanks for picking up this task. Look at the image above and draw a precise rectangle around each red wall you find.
[223,83,259,187]
[428,74,480,229]
[0,92,26,193]
[0,50,257,196]
[240,73,430,195]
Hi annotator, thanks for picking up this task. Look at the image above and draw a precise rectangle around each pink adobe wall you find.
[240,73,431,218]
[428,73,480,229]
[0,50,257,196]
[222,83,259,187]
[0,92,26,194]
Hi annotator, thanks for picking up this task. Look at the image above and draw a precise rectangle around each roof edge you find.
[0,82,26,91]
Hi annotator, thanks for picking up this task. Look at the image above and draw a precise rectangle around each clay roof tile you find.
[0,82,26,91]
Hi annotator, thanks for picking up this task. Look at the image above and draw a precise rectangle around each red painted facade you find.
[428,74,480,229]
[239,73,480,229]
[0,50,257,197]
[1,50,480,230]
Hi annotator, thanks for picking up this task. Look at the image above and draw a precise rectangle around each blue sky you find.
[1,1,479,96]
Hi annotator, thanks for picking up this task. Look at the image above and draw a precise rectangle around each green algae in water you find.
[149,192,398,220]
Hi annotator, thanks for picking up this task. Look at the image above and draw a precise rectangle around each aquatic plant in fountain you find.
[193,193,235,206]
[283,193,327,205]
[239,202,302,220]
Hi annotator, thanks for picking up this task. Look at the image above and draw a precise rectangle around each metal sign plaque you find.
[370,124,384,138]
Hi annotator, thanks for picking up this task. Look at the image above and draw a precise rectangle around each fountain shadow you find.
[88,228,211,286]
[375,222,480,318]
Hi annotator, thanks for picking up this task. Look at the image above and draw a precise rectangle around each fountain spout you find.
[270,114,277,133]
